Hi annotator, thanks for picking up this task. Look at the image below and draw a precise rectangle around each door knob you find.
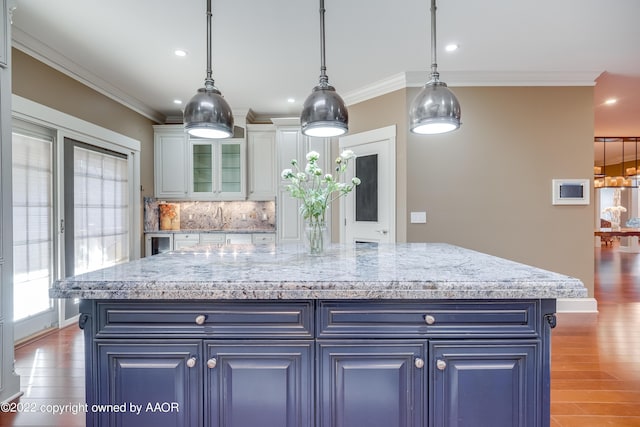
[414,358,425,369]
[424,315,436,325]
[207,358,217,369]
[436,359,447,371]
[195,314,207,325]
[186,357,197,368]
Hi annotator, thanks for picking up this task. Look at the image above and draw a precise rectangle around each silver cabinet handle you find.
[186,357,197,368]
[425,315,436,325]
[195,314,207,325]
[376,229,388,235]
[436,359,447,371]
[207,358,217,369]
[414,358,425,369]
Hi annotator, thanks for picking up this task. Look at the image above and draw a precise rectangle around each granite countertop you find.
[50,243,587,300]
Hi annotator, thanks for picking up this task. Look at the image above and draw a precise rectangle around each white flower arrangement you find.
[281,150,360,224]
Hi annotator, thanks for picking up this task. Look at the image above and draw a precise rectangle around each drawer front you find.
[174,233,198,240]
[226,234,252,244]
[95,301,313,338]
[318,301,539,338]
[252,233,275,244]
[200,233,226,244]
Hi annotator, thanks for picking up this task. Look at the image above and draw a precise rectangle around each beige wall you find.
[12,48,156,257]
[350,86,595,296]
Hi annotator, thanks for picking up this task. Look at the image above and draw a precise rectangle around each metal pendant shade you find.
[184,0,234,139]
[409,0,461,135]
[300,0,348,137]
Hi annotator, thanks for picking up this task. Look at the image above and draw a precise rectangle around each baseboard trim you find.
[14,327,58,348]
[2,391,25,405]
[556,298,598,313]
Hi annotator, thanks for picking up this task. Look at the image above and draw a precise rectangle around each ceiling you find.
[10,0,640,135]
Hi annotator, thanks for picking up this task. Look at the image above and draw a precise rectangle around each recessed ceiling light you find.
[174,49,188,57]
[445,44,459,52]
[173,99,183,105]
[604,98,617,105]
[287,98,295,103]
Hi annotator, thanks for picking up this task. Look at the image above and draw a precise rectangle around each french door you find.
[11,121,57,339]
[12,126,132,340]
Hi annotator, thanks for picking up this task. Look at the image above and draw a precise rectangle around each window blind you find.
[73,145,129,275]
[12,132,53,320]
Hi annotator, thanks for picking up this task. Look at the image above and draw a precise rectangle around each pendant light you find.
[184,0,234,139]
[300,0,348,138]
[409,0,461,135]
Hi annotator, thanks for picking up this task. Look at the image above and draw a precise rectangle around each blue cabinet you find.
[95,341,202,427]
[430,341,540,427]
[81,299,555,427]
[317,341,426,427]
[205,341,313,427]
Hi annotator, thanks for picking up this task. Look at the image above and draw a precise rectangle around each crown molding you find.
[342,72,409,106]
[12,27,166,124]
[270,117,300,127]
[408,70,602,87]
[343,70,602,107]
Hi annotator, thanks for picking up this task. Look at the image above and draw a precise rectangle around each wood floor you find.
[551,247,640,427]
[1,246,639,427]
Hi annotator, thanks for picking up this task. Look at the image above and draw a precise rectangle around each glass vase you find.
[305,218,328,255]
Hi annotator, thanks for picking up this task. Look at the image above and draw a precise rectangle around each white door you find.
[339,126,396,244]
[12,121,58,340]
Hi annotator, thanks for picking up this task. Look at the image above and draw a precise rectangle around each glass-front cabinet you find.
[153,124,247,200]
[189,138,246,200]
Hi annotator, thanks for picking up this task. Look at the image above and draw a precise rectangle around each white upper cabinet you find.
[154,125,188,198]
[153,125,246,201]
[247,124,276,201]
[188,137,246,200]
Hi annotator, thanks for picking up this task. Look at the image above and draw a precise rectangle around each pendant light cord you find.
[205,0,215,90]
[430,0,440,82]
[318,0,329,88]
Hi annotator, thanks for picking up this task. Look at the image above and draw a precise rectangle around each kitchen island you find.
[52,243,586,427]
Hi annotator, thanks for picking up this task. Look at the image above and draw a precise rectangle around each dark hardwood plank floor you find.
[1,246,639,426]
[1,326,85,426]
[551,247,640,427]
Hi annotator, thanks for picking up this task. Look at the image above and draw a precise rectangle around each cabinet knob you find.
[207,358,218,369]
[195,314,207,325]
[424,315,436,325]
[186,357,197,368]
[414,358,425,369]
[436,359,447,371]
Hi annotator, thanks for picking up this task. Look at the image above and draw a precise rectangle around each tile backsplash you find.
[144,197,276,232]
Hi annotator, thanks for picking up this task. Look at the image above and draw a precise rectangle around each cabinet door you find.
[189,138,246,200]
[95,341,202,427]
[247,129,276,200]
[154,128,188,198]
[430,340,539,427]
[192,141,214,193]
[218,139,246,200]
[317,341,426,427]
[205,341,313,427]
